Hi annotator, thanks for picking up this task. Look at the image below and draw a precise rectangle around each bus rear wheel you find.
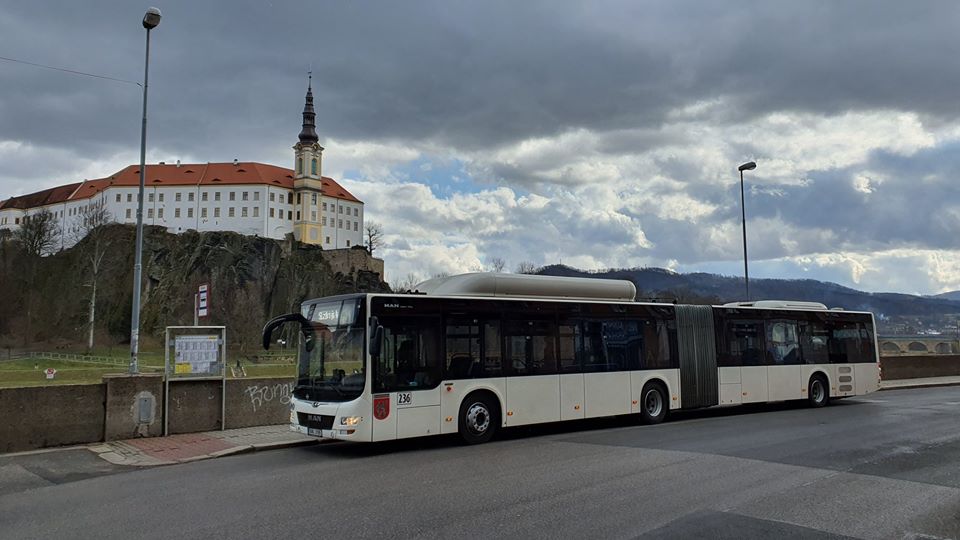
[639,382,668,424]
[458,393,499,444]
[808,375,829,408]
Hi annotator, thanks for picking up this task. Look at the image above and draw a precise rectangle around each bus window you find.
[766,321,801,365]
[445,318,480,379]
[558,322,578,373]
[639,319,675,370]
[827,320,860,364]
[722,320,764,366]
[799,319,829,364]
[483,320,503,377]
[505,319,558,375]
[859,322,876,363]
[374,317,441,391]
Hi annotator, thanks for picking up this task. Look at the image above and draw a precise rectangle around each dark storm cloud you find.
[3,0,960,165]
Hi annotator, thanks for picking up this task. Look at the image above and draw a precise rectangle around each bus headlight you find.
[340,416,363,426]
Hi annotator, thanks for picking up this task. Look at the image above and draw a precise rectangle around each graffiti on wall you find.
[243,382,294,413]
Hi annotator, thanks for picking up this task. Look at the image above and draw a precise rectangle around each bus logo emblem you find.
[374,395,390,420]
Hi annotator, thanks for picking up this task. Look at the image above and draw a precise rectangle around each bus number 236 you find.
[397,392,413,406]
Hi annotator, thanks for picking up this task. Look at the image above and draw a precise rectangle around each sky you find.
[3,1,960,294]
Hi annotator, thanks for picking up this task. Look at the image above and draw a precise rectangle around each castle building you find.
[0,79,363,252]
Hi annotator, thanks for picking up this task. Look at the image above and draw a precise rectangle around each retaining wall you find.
[880,355,960,380]
[0,383,106,453]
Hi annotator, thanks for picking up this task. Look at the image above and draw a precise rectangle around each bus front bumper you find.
[289,396,371,442]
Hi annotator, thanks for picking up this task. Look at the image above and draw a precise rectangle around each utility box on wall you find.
[102,373,163,441]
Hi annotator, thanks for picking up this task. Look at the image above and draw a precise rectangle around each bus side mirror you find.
[262,313,315,351]
[369,316,384,359]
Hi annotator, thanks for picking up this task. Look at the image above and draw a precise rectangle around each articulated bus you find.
[262,273,880,444]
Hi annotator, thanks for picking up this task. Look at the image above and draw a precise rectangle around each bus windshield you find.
[295,297,365,402]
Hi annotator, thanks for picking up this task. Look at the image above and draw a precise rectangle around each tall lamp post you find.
[738,161,757,301]
[129,7,162,374]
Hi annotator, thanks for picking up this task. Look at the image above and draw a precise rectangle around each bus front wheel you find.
[808,375,829,408]
[639,382,668,424]
[458,393,500,444]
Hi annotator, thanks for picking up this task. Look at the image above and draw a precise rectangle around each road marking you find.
[856,399,888,403]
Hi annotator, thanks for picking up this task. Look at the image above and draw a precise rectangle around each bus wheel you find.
[459,393,499,444]
[808,375,829,408]
[640,382,668,424]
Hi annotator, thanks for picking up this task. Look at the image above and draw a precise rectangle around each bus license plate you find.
[308,428,323,437]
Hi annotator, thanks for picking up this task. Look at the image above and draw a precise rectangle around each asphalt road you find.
[2,387,959,539]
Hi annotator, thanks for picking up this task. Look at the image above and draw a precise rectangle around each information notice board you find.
[174,334,220,375]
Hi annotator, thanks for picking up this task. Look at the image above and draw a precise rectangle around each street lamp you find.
[129,7,162,374]
[738,161,757,301]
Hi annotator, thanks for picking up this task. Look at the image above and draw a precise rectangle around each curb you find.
[880,381,960,391]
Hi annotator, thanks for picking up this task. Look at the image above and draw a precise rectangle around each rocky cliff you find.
[0,224,389,351]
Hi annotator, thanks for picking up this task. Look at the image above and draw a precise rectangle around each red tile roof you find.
[1,162,362,209]
[0,182,82,210]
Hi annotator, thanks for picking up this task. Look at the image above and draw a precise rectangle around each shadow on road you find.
[302,398,865,458]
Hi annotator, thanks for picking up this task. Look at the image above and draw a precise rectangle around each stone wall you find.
[880,355,960,380]
[323,248,385,280]
[0,383,105,453]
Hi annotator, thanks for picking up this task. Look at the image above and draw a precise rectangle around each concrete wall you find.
[166,380,224,434]
[0,384,105,453]
[880,355,960,380]
[103,374,163,441]
[227,378,294,428]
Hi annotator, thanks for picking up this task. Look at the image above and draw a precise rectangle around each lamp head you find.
[738,161,757,172]
[143,7,162,29]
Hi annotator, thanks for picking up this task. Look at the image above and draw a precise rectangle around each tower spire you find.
[298,72,319,145]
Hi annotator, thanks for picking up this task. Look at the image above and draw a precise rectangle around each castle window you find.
[311,193,317,205]
[188,192,195,202]
[116,194,121,202]
[214,208,220,218]
[158,208,164,219]
[354,222,358,232]
[254,191,259,201]
[242,207,248,217]
[270,192,275,202]
[297,158,303,175]
[354,208,358,217]
[148,193,154,203]
[175,208,181,218]
[202,192,208,202]
[147,208,154,218]
[322,217,326,225]
[311,210,317,221]
[322,202,327,210]
[127,194,133,202]
[311,159,317,175]
[201,208,207,218]
[159,193,164,202]
[325,236,330,244]
[215,192,221,201]
[296,211,301,221]
[242,191,249,201]
[346,240,350,247]
[288,211,292,220]
[175,192,181,202]
[229,207,235,217]
[338,219,343,228]
[287,193,293,204]
[229,192,236,201]
[253,207,259,218]
[125,209,131,219]
[187,208,194,218]
[270,208,275,218]
[297,194,302,205]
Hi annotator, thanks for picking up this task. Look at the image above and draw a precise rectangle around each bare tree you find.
[364,222,384,256]
[73,198,112,350]
[14,208,60,257]
[489,257,506,273]
[392,272,422,292]
[515,261,539,274]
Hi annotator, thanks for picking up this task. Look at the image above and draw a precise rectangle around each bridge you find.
[879,335,958,355]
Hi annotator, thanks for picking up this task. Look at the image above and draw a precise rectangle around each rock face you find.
[0,224,389,350]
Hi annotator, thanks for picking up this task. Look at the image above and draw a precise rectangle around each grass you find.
[0,351,296,389]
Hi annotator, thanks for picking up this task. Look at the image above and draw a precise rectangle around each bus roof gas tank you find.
[412,272,637,302]
[722,300,830,310]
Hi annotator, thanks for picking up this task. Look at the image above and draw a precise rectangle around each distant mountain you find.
[534,264,960,318]
[931,291,960,302]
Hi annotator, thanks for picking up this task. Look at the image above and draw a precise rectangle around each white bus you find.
[262,273,880,444]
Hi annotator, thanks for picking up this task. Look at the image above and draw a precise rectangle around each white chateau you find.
[0,79,363,251]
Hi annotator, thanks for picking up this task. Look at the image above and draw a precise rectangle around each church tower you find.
[293,74,324,244]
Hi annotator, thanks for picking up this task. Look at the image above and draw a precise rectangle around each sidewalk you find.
[880,375,960,390]
[89,425,317,467]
